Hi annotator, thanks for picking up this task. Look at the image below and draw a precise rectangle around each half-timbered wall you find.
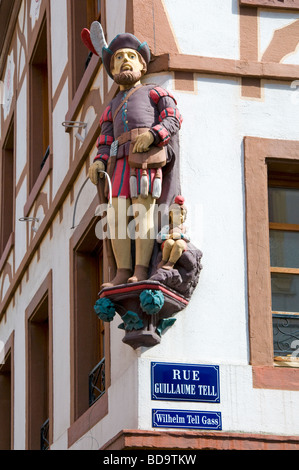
[0,0,298,450]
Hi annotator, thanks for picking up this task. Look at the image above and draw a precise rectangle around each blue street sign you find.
[151,362,220,403]
[152,409,222,430]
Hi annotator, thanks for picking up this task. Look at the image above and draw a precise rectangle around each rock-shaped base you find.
[150,244,203,299]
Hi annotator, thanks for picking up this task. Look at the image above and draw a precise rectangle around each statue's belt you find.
[117,127,150,146]
[113,127,166,172]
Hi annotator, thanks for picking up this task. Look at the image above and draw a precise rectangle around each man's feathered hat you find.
[81,22,151,79]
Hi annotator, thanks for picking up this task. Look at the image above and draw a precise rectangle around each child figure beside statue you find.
[157,196,190,270]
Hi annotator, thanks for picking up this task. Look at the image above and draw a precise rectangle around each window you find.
[86,0,102,24]
[244,137,299,389]
[0,341,13,450]
[29,16,50,191]
[70,0,102,96]
[0,117,14,257]
[26,273,52,450]
[268,166,299,364]
[0,1,15,54]
[68,201,109,447]
[71,218,105,420]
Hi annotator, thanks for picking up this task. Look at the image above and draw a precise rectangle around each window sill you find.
[252,365,299,390]
[274,356,299,368]
[23,154,52,218]
[240,0,299,10]
[68,391,108,448]
[0,232,14,274]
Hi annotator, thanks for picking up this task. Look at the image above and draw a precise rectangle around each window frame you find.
[25,271,53,450]
[86,0,102,25]
[68,195,110,447]
[0,114,15,260]
[72,223,104,419]
[28,14,51,193]
[68,0,103,100]
[239,0,299,10]
[0,332,14,450]
[244,136,299,390]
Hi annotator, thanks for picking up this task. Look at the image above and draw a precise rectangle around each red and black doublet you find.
[94,84,183,199]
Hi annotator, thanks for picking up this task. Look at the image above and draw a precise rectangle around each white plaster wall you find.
[240,82,299,140]
[259,10,299,63]
[71,164,97,228]
[105,0,127,93]
[1,254,55,448]
[1,275,10,301]
[17,38,26,83]
[27,178,50,238]
[14,180,27,271]
[2,0,299,451]
[133,72,299,437]
[52,80,70,197]
[12,312,27,449]
[3,51,15,121]
[142,72,173,90]
[1,217,71,447]
[0,252,14,304]
[282,47,299,65]
[15,78,27,184]
[163,0,240,60]
[49,246,140,450]
[50,0,68,95]
[26,188,140,449]
[18,0,27,45]
[17,1,27,82]
[30,0,42,30]
[69,339,139,450]
[139,75,248,367]
[138,360,299,436]
[105,0,127,44]
[50,214,71,441]
[91,67,104,104]
[50,68,299,448]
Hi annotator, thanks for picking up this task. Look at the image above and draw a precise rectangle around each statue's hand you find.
[133,131,154,153]
[171,232,181,240]
[88,160,106,185]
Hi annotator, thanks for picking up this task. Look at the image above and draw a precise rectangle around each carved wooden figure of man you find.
[83,23,183,288]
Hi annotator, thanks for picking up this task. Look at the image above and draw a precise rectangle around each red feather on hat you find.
[81,28,99,56]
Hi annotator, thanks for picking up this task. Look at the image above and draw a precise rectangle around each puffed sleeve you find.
[94,104,114,166]
[149,87,183,147]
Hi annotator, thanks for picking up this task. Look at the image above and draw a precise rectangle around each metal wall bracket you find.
[19,217,40,233]
[62,121,87,143]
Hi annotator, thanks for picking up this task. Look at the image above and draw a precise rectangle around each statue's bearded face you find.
[111,48,146,86]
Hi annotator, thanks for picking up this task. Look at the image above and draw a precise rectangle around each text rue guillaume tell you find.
[154,369,217,396]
